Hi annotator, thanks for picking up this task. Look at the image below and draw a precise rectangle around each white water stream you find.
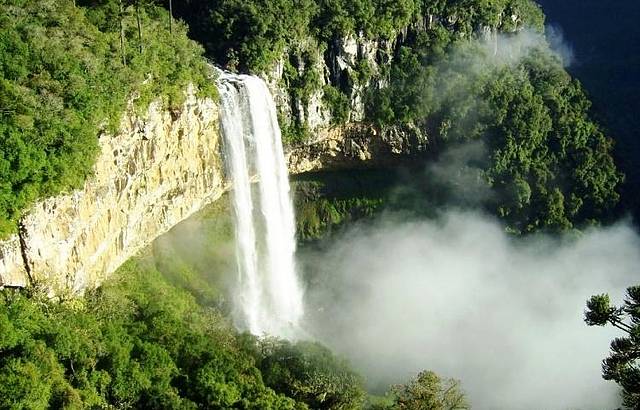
[218,73,303,337]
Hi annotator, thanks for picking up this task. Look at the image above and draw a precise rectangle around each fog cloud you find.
[546,24,575,67]
[298,21,597,410]
[302,211,638,409]
[478,27,574,68]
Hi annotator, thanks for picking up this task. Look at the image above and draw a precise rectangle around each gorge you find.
[1,0,638,409]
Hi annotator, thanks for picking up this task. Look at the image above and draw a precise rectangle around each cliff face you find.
[0,81,416,294]
[0,86,223,293]
[267,25,434,175]
[266,30,397,132]
[0,13,518,293]
[286,123,428,174]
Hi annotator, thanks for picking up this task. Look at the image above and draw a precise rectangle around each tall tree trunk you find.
[135,1,143,54]
[169,0,173,34]
[119,0,127,67]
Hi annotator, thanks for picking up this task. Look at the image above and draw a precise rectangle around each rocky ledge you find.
[286,123,428,174]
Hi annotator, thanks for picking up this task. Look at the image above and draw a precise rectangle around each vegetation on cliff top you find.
[169,0,543,73]
[0,0,215,237]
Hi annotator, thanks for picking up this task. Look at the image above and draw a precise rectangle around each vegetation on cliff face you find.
[369,32,622,232]
[293,170,393,242]
[169,0,621,233]
[0,0,215,237]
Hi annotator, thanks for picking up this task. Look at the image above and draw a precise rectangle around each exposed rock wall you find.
[0,86,223,293]
[265,13,520,136]
[286,123,428,174]
[266,32,396,132]
[0,236,28,288]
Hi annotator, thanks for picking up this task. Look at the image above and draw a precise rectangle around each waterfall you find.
[218,73,304,337]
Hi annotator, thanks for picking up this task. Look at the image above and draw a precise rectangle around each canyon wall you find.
[0,86,224,293]
[0,12,519,292]
[0,80,423,293]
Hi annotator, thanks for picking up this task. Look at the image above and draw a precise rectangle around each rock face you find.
[286,123,428,174]
[0,236,28,288]
[266,32,396,133]
[0,86,223,293]
[0,79,427,293]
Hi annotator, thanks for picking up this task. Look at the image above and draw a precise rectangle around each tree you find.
[134,0,143,54]
[585,286,640,408]
[388,371,469,410]
[119,0,127,66]
[168,0,173,33]
[256,338,366,409]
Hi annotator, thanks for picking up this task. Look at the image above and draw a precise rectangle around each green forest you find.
[0,0,214,237]
[0,246,468,409]
[0,0,638,408]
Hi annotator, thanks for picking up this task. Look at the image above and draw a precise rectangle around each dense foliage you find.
[0,257,371,409]
[368,31,622,232]
[537,0,640,220]
[585,286,640,409]
[0,0,214,237]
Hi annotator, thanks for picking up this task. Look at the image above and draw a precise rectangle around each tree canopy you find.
[0,0,214,237]
[0,260,303,408]
[585,286,640,408]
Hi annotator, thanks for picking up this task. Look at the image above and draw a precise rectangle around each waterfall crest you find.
[218,73,303,337]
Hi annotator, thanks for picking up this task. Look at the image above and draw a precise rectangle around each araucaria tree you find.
[585,286,640,408]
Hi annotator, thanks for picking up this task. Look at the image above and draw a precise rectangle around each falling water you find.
[218,73,303,337]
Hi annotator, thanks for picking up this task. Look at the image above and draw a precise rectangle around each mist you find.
[301,209,637,409]
[437,26,574,80]
[294,25,622,409]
